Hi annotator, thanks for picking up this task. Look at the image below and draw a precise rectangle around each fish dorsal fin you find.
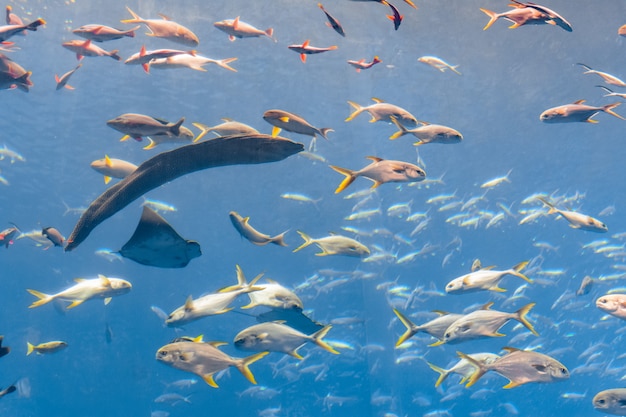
[158,13,172,21]
[272,320,287,325]
[481,265,497,271]
[192,335,204,343]
[302,40,310,48]
[366,156,383,163]
[208,341,227,348]
[221,117,233,122]
[371,97,384,103]
[98,274,111,286]
[265,278,277,284]
[74,278,85,283]
[104,155,112,167]
[233,16,240,29]
[573,99,585,105]
[81,39,92,48]
[139,45,146,57]
[502,346,520,353]
[153,117,170,125]
[184,296,194,311]
[480,302,494,310]
[242,216,250,224]
[432,310,449,316]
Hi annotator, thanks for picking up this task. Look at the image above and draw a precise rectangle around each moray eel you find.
[65,134,303,251]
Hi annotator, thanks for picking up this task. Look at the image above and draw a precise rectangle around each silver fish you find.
[293,231,369,257]
[459,347,569,388]
[330,156,426,194]
[345,98,418,126]
[445,261,531,294]
[593,389,626,416]
[233,322,338,359]
[156,340,268,387]
[229,211,287,246]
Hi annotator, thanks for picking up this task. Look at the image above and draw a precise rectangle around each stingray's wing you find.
[118,206,201,268]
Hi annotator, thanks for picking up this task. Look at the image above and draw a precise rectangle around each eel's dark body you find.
[65,134,304,251]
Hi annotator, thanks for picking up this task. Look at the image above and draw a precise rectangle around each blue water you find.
[2,0,626,416]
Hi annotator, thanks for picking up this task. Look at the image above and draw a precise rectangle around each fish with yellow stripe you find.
[330,156,425,193]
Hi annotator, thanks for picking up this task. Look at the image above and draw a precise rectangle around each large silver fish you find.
[593,389,626,416]
[65,134,303,251]
[459,347,569,388]
[156,340,268,388]
[330,156,426,193]
[233,322,339,359]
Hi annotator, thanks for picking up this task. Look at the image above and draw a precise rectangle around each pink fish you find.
[287,40,337,63]
[347,56,382,72]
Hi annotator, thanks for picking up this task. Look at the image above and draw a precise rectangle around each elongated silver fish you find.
[229,211,287,246]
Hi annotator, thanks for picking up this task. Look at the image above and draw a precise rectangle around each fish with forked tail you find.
[330,156,425,193]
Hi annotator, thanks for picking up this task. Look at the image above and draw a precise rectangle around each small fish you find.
[345,98,418,126]
[233,322,338,359]
[154,393,191,405]
[61,39,121,61]
[54,63,82,90]
[27,274,132,309]
[386,2,403,30]
[480,3,566,31]
[318,4,345,37]
[90,155,137,184]
[280,193,321,207]
[536,197,608,232]
[156,340,268,388]
[459,347,569,388]
[141,198,177,213]
[418,56,461,75]
[213,16,274,42]
[121,7,199,46]
[596,294,626,320]
[124,45,198,73]
[293,231,370,257]
[41,227,65,248]
[229,211,287,246]
[72,24,139,42]
[445,261,531,294]
[0,144,25,163]
[577,63,626,87]
[192,119,259,142]
[593,389,626,415]
[0,18,45,41]
[389,116,462,145]
[263,109,332,140]
[107,113,184,142]
[26,341,68,355]
[287,40,338,63]
[540,100,624,123]
[620,25,626,37]
[330,156,426,193]
[347,56,382,72]
[480,169,512,188]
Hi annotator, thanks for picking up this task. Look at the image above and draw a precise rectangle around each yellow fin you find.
[236,351,269,384]
[311,325,340,354]
[104,297,112,305]
[67,299,84,309]
[271,126,281,137]
[26,342,34,356]
[393,308,417,347]
[203,373,218,388]
[426,362,449,388]
[104,176,111,185]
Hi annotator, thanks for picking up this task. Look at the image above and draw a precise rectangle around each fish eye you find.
[444,332,450,338]
[158,350,168,357]
[597,399,605,404]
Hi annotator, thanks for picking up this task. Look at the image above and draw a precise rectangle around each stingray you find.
[255,307,324,335]
[65,134,303,251]
[118,206,201,268]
